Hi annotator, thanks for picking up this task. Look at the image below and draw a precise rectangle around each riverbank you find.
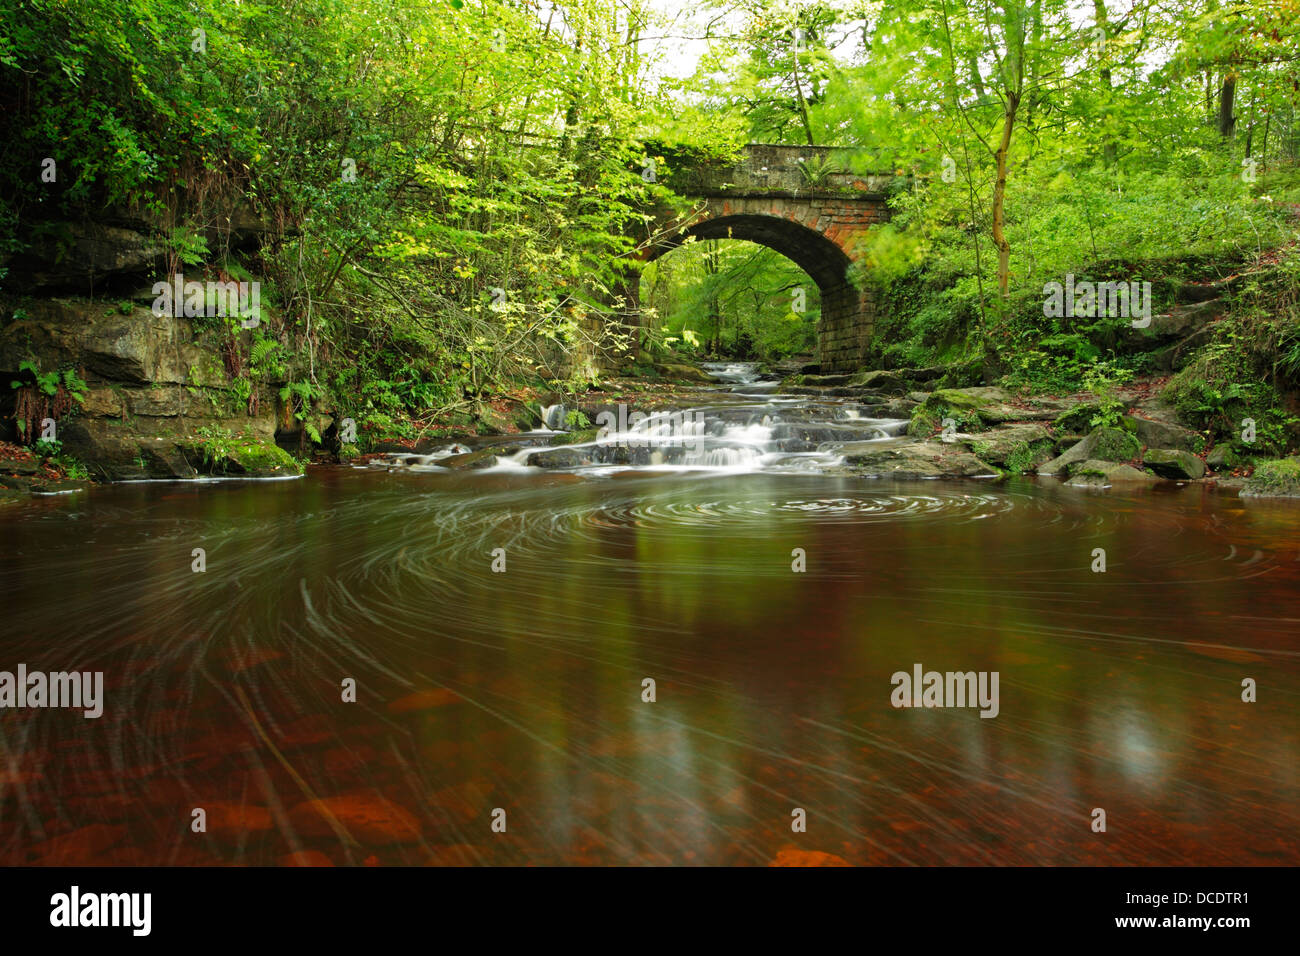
[315,364,1300,499]
[15,358,1300,502]
[7,360,1300,500]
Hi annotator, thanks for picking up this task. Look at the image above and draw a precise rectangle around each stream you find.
[0,363,1297,865]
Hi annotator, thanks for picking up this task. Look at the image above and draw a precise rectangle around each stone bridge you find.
[626,144,896,373]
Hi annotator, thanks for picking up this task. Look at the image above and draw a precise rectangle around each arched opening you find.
[640,239,818,360]
[634,213,863,370]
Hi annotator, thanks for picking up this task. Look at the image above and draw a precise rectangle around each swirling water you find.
[1,368,1297,865]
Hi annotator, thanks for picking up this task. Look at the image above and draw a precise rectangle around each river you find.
[1,364,1296,865]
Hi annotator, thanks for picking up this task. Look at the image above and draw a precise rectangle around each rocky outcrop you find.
[1206,445,1242,471]
[1,212,273,295]
[906,386,1079,439]
[656,362,716,383]
[1,296,303,480]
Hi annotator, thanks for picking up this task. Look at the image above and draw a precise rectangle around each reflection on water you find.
[1,456,1298,865]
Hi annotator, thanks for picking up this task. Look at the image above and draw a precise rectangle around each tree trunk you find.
[967,55,987,100]
[704,242,722,353]
[790,33,816,146]
[992,92,1020,296]
[1244,89,1257,157]
[1218,73,1237,139]
[1093,0,1116,167]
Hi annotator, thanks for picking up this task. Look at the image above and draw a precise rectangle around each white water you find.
[374,362,910,477]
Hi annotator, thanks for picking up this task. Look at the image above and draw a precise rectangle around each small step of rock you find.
[1142,448,1206,479]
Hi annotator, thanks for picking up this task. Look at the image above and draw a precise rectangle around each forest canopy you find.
[2,0,1299,439]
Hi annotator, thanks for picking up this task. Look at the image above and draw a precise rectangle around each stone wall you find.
[0,213,328,479]
[0,296,288,479]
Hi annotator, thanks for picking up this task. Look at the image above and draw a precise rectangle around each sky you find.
[640,0,727,79]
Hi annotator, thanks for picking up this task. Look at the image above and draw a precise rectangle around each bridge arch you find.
[626,145,897,373]
[641,213,858,361]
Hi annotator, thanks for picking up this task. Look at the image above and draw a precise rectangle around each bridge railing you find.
[657,144,899,199]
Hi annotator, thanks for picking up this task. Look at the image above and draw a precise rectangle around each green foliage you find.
[1245,457,1300,496]
[1081,363,1134,430]
[32,438,90,479]
[643,240,818,360]
[4,0,1300,452]
[0,0,729,439]
[564,409,592,429]
[194,424,302,475]
[1091,427,1141,463]
[1003,439,1052,476]
[10,360,86,403]
[8,360,87,439]
[1164,292,1300,456]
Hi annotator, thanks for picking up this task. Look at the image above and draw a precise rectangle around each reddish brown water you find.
[1,469,1297,865]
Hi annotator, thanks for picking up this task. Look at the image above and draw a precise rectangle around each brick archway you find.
[627,144,895,373]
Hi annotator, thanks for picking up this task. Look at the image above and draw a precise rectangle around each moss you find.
[927,388,989,410]
[226,438,303,476]
[184,429,304,477]
[907,408,941,438]
[1242,457,1300,497]
[1052,403,1102,434]
[549,427,601,446]
[908,391,987,438]
[1003,438,1055,475]
[1091,427,1141,462]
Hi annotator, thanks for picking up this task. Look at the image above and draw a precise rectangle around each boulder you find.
[657,362,715,384]
[1142,448,1206,479]
[176,430,303,478]
[876,397,919,418]
[964,423,1054,471]
[846,369,910,393]
[525,447,590,469]
[1123,415,1202,452]
[907,387,1026,437]
[1064,459,1159,487]
[1,299,223,386]
[1206,445,1242,471]
[837,439,997,478]
[1121,299,1221,347]
[1038,427,1141,475]
[1052,403,1102,434]
[793,372,855,386]
[440,449,500,470]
